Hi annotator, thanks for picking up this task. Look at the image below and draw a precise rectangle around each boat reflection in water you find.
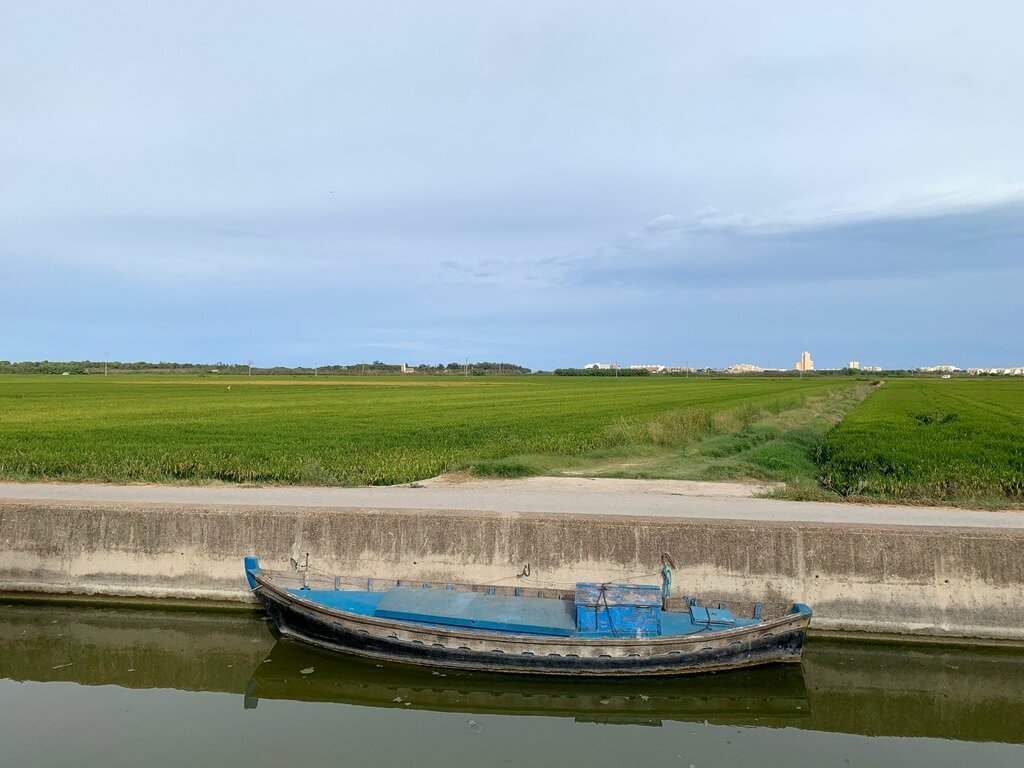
[3,602,1023,745]
[244,637,811,727]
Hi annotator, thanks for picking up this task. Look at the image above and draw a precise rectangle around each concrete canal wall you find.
[2,499,1024,641]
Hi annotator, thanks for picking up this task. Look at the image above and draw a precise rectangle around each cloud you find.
[686,182,1024,237]
[568,189,1024,291]
[644,214,682,232]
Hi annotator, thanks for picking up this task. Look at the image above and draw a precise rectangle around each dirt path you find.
[418,474,777,497]
[1,477,1022,529]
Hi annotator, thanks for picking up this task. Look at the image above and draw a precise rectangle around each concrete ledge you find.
[3,499,1023,640]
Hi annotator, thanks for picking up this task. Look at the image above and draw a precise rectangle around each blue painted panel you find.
[659,610,760,636]
[575,604,661,637]
[289,589,385,617]
[574,583,662,637]
[244,556,259,590]
[689,605,736,626]
[374,588,576,636]
[574,583,661,606]
[658,611,704,636]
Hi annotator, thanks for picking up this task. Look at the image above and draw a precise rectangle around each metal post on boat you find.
[660,552,676,610]
[302,553,309,591]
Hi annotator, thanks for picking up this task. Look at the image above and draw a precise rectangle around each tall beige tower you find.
[794,351,814,372]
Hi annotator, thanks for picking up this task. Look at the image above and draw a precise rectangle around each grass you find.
[813,378,1024,508]
[3,375,1019,507]
[0,375,851,486]
[474,385,871,497]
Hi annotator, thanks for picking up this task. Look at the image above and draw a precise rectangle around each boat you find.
[244,555,812,676]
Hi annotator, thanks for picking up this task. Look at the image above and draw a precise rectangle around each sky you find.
[2,1,1022,370]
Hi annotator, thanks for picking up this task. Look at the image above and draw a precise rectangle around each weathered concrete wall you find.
[2,500,1024,640]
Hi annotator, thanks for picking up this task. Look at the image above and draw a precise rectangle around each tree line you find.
[0,360,532,376]
[554,368,651,376]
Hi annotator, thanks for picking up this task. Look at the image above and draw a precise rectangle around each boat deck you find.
[376,588,576,636]
[287,587,759,639]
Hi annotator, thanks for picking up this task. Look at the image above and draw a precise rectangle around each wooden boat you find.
[244,556,812,676]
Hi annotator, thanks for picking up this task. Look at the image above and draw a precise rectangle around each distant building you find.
[967,367,1024,376]
[629,364,667,373]
[794,351,814,372]
[917,365,960,373]
[861,366,882,373]
[584,363,614,370]
[400,363,415,374]
[727,363,765,374]
[847,361,860,370]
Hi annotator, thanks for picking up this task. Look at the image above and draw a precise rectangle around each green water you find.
[1,602,1022,767]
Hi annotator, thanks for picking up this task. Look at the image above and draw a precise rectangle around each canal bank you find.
[2,482,1024,642]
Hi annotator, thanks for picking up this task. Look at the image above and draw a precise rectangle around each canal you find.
[1,601,1022,767]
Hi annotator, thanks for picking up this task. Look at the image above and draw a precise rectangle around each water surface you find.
[1,602,1022,767]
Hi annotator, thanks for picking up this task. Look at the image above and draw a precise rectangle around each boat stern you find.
[244,556,261,591]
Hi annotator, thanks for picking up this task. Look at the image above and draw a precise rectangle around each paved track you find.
[1,478,1022,530]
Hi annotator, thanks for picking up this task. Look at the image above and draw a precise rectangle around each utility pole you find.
[247,360,252,376]
[464,357,469,377]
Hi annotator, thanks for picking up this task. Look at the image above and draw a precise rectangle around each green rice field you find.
[0,375,846,486]
[0,375,1020,507]
[816,378,1024,506]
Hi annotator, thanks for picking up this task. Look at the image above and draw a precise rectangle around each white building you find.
[917,365,960,373]
[629,364,667,373]
[794,351,814,372]
[727,363,765,374]
[967,367,1024,376]
[847,361,860,370]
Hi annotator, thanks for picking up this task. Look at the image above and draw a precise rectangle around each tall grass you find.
[601,393,808,450]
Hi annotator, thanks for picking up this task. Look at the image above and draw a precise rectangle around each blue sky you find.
[2,1,1022,370]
